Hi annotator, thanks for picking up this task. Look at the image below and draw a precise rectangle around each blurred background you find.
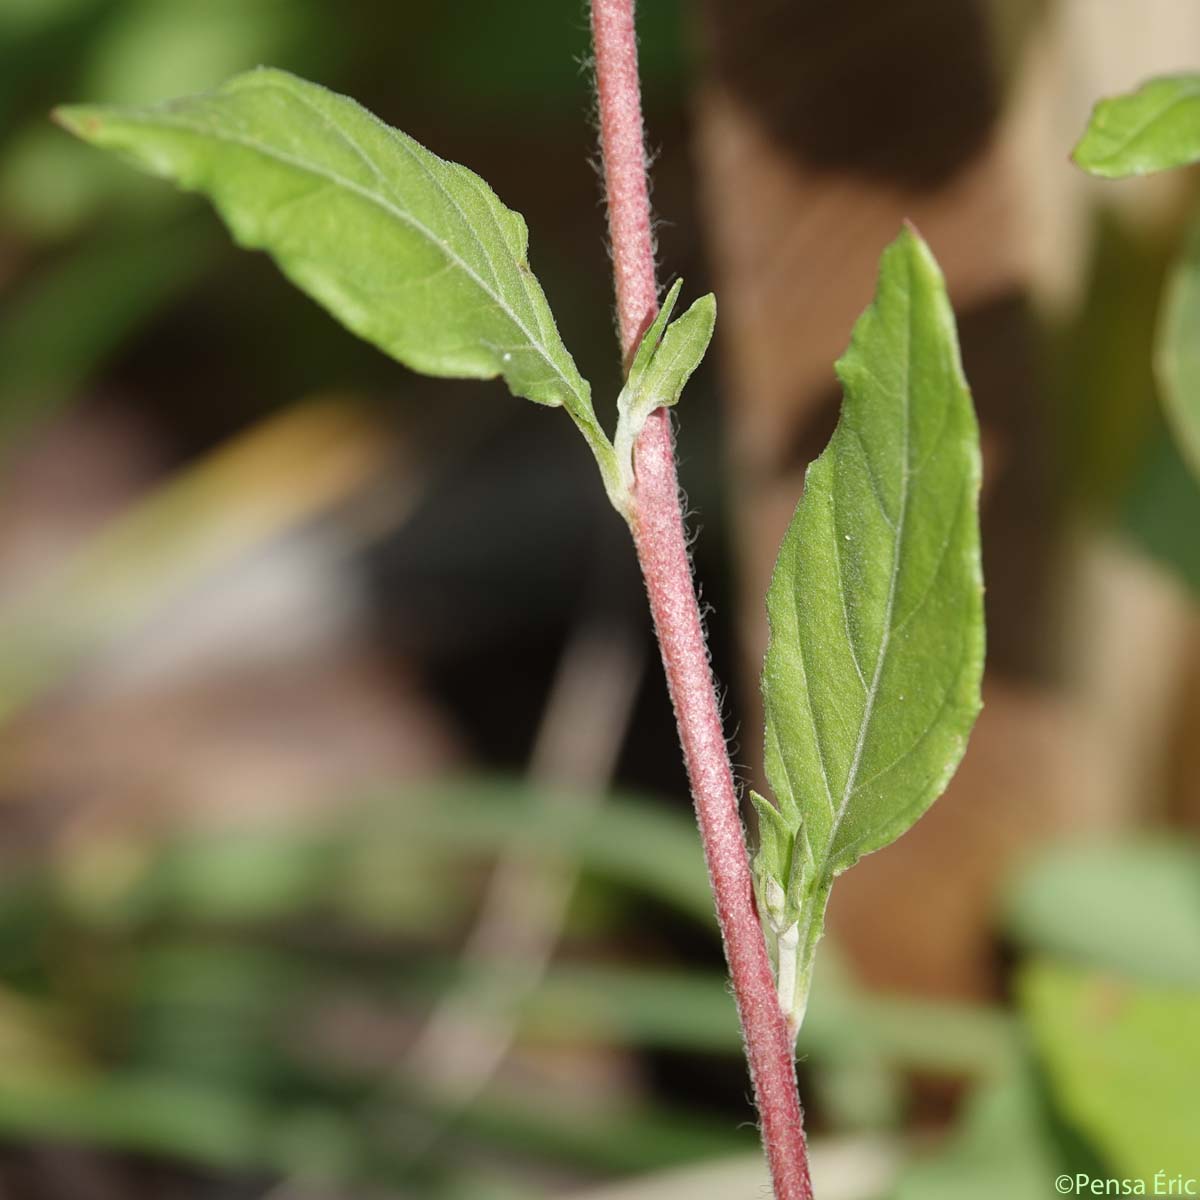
[1,0,1198,1197]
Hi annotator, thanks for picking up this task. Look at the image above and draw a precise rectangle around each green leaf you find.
[612,279,716,503]
[53,68,618,493]
[82,0,326,107]
[1021,962,1200,1178]
[748,788,793,934]
[757,226,984,1031]
[1155,211,1200,479]
[519,962,1016,1075]
[1073,74,1200,178]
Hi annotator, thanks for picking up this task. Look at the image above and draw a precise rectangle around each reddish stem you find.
[589,3,814,1197]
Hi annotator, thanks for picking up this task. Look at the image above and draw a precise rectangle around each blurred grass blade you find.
[369,779,718,926]
[614,279,716,498]
[1155,212,1200,479]
[519,962,1016,1077]
[0,222,211,444]
[1073,74,1200,178]
[82,0,328,106]
[387,1088,754,1175]
[1003,840,1200,987]
[0,1074,297,1174]
[44,780,714,930]
[892,1072,1067,1200]
[1120,430,1200,594]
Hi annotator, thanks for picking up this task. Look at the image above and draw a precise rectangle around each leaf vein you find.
[823,254,915,861]
[847,426,898,532]
[830,483,868,692]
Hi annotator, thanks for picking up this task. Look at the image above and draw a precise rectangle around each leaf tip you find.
[51,105,102,141]
[893,220,943,274]
[659,277,683,312]
[1069,134,1091,172]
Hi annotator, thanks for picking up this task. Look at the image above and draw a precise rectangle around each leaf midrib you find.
[1091,85,1200,167]
[277,80,581,399]
[105,107,590,412]
[823,262,914,867]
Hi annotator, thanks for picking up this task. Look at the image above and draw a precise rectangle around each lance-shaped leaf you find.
[53,68,615,486]
[1073,73,1200,178]
[756,227,984,1029]
[1156,213,1200,480]
[613,279,716,503]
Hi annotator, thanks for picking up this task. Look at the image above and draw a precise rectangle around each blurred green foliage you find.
[892,1073,1066,1200]
[0,769,1195,1194]
[1003,840,1200,986]
[1022,963,1200,1179]
[0,1,1198,1197]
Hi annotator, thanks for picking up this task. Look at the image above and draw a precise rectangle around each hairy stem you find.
[589,3,814,1196]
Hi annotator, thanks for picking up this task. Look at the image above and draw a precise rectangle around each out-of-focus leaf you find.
[0,1064,736,1183]
[131,834,339,927]
[404,0,685,113]
[39,780,710,929]
[44,931,994,1086]
[0,0,104,124]
[373,780,717,925]
[0,0,99,38]
[54,69,617,489]
[395,1090,754,1175]
[757,227,984,1027]
[1074,74,1200,178]
[0,1073,352,1178]
[0,1055,750,1185]
[0,984,80,1079]
[83,0,328,106]
[1155,211,1200,478]
[518,964,738,1054]
[125,944,309,1084]
[0,126,171,239]
[891,1072,1068,1200]
[1120,429,1200,594]
[520,962,1016,1077]
[831,991,1016,1080]
[566,1141,903,1200]
[3,0,326,229]
[810,1054,903,1135]
[562,1154,772,1200]
[1051,216,1168,510]
[41,797,1014,1073]
[1003,840,1200,987]
[1021,961,1200,1178]
[0,221,211,443]
[801,945,1016,1078]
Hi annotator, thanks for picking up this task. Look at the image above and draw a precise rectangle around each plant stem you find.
[589,3,814,1197]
